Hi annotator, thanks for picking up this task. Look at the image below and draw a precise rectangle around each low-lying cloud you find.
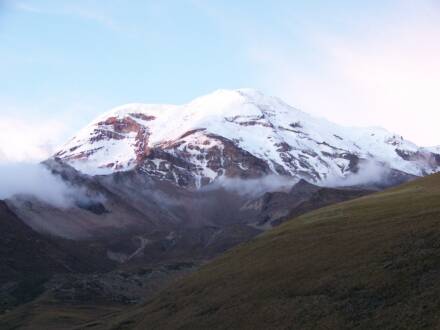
[322,160,391,187]
[0,115,66,163]
[0,162,91,208]
[208,162,391,195]
[204,174,299,197]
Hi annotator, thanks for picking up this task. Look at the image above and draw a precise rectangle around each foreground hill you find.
[93,173,440,329]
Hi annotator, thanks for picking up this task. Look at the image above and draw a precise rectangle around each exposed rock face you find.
[54,89,440,188]
[138,132,272,187]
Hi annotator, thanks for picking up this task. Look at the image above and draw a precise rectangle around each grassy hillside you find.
[91,173,440,330]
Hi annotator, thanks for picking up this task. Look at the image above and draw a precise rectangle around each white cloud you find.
[0,115,66,163]
[321,160,391,187]
[0,162,85,207]
[203,174,298,197]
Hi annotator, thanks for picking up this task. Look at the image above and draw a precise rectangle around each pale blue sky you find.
[1,0,439,161]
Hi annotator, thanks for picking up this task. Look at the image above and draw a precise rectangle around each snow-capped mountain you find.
[54,89,440,187]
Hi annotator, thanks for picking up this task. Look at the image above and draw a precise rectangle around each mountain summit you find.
[55,89,440,187]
